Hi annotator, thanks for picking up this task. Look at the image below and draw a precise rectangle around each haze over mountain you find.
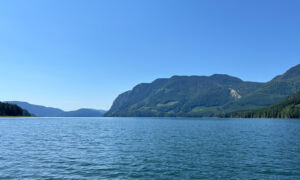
[6,101,106,117]
[62,108,106,117]
[105,64,300,117]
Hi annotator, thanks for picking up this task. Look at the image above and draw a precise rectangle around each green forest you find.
[105,64,300,118]
[0,102,31,116]
[223,90,300,118]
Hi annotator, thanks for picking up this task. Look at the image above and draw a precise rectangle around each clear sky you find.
[0,0,299,111]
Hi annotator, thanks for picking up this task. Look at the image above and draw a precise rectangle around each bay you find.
[0,117,299,179]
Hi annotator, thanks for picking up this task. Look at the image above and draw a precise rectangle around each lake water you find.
[0,117,299,179]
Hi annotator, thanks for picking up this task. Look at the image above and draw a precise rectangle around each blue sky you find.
[0,0,299,110]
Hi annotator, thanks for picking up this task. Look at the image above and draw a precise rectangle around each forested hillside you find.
[0,102,31,116]
[105,64,300,117]
[222,90,300,118]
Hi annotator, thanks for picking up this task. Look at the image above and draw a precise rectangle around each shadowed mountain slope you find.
[0,102,31,116]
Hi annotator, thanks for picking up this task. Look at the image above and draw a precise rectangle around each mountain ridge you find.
[222,89,300,118]
[105,64,300,117]
[6,101,106,117]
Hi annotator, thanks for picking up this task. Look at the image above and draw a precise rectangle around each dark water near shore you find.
[0,117,299,179]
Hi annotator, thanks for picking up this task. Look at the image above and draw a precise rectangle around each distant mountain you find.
[6,101,106,117]
[7,101,64,117]
[0,102,31,116]
[223,90,300,118]
[62,108,106,117]
[105,64,300,117]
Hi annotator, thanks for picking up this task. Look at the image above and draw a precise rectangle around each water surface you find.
[0,117,299,179]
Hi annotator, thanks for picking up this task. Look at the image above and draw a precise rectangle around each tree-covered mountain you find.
[7,101,64,117]
[222,64,300,112]
[6,101,106,117]
[105,64,300,117]
[105,75,264,117]
[0,102,31,116]
[223,90,300,118]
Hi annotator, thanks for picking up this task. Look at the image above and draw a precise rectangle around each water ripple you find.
[0,117,299,179]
